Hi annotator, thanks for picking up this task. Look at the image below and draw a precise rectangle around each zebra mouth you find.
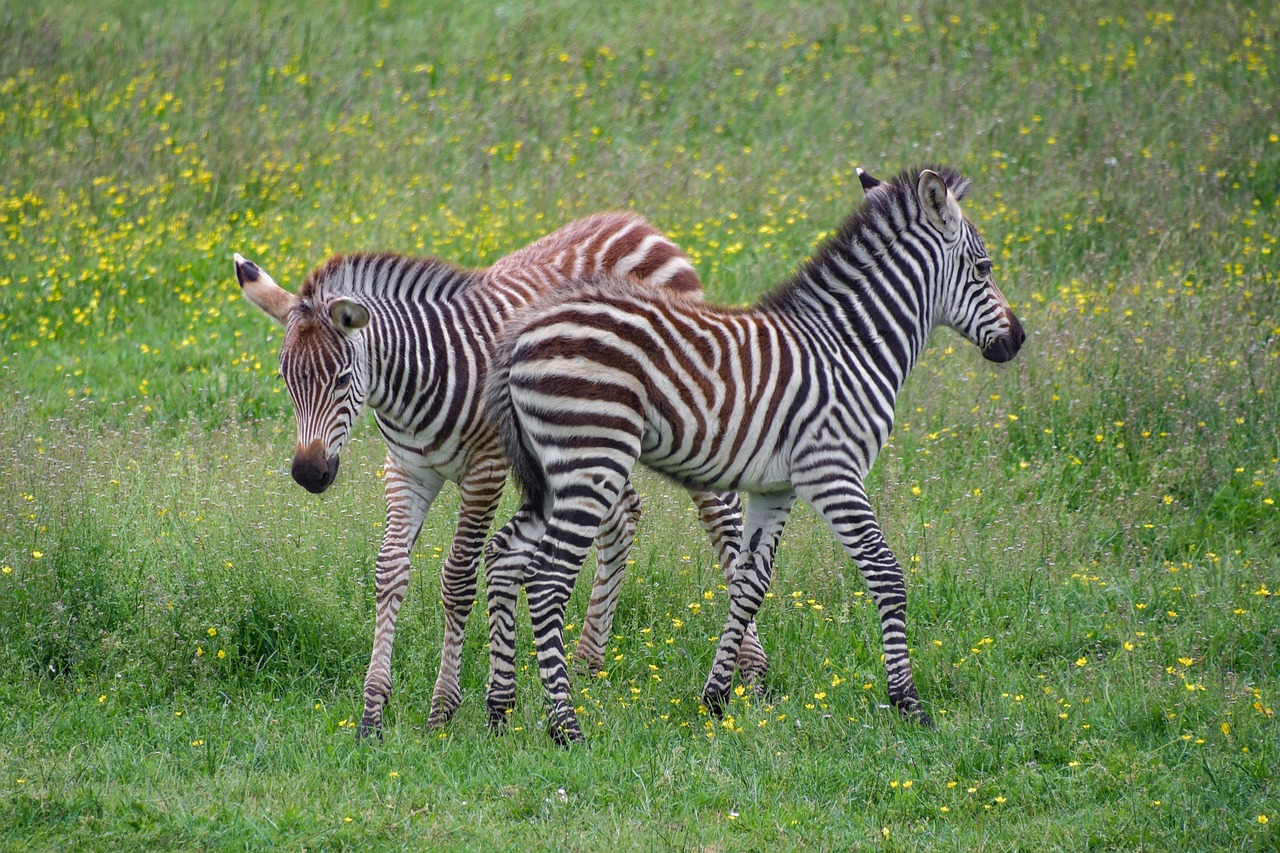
[982,314,1026,364]
[292,447,340,494]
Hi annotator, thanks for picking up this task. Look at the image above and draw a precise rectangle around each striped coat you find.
[233,212,763,738]
[484,167,1025,743]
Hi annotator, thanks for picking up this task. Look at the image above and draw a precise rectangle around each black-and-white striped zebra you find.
[231,212,767,737]
[484,167,1025,744]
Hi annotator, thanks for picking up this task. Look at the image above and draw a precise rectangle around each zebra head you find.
[234,253,371,494]
[913,169,1025,364]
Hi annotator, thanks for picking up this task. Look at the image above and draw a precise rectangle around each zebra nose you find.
[292,441,340,494]
[982,312,1025,364]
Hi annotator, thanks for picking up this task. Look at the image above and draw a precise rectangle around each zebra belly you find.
[638,419,794,494]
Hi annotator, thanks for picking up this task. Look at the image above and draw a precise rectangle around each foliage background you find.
[1,1,1276,849]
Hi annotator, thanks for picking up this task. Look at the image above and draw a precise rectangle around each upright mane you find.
[759,165,972,312]
[298,251,479,304]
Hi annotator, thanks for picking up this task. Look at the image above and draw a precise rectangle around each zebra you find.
[483,166,1026,744]
[230,212,768,738]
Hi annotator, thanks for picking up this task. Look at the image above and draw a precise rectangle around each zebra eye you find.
[974,259,993,278]
[334,371,352,390]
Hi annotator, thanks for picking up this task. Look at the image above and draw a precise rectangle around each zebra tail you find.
[485,325,549,516]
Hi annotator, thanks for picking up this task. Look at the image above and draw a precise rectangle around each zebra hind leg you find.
[701,491,794,716]
[527,478,628,746]
[574,481,642,675]
[690,490,770,686]
[483,504,544,733]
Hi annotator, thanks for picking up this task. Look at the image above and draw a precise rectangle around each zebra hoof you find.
[701,687,731,718]
[486,706,513,735]
[911,708,936,729]
[426,698,459,730]
[548,717,585,748]
[891,697,934,729]
[355,715,383,742]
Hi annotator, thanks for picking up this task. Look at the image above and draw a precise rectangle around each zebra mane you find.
[298,251,479,305]
[760,164,971,311]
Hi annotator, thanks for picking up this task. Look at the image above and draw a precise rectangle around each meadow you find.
[1,0,1277,849]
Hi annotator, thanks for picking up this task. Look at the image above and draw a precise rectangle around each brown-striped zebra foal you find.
[232,213,767,737]
[484,167,1025,744]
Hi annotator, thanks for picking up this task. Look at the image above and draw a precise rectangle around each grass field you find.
[2,1,1277,848]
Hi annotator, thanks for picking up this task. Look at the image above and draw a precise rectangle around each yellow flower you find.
[1075,657,1087,667]
[207,627,217,637]
[1259,815,1269,825]
[31,551,43,559]
[216,649,226,659]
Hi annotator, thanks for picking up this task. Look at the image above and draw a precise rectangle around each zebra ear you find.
[329,297,370,336]
[234,252,297,325]
[856,167,884,195]
[917,169,963,241]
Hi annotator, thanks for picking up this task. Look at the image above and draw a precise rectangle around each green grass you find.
[2,0,1278,848]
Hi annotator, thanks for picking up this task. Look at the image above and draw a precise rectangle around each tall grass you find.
[1,0,1277,848]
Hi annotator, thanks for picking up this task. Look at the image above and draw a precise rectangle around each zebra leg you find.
[689,490,769,684]
[358,462,443,740]
[484,504,544,732]
[701,491,794,716]
[574,481,643,674]
[525,481,625,747]
[797,477,933,728]
[427,454,506,729]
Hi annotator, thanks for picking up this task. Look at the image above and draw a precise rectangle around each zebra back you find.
[488,166,1026,503]
[270,210,703,490]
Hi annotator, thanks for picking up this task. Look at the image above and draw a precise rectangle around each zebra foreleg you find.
[690,490,770,685]
[484,504,543,733]
[799,477,933,728]
[574,482,643,674]
[427,457,505,729]
[701,491,794,716]
[358,463,441,740]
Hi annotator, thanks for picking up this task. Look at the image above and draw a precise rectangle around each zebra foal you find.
[485,166,1025,744]
[231,212,765,738]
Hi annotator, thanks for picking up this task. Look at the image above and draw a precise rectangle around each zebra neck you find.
[360,286,508,432]
[789,246,937,392]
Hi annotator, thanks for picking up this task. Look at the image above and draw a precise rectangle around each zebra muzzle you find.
[982,311,1026,364]
[292,441,340,494]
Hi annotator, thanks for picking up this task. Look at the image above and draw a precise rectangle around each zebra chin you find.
[292,442,340,494]
[981,313,1026,364]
